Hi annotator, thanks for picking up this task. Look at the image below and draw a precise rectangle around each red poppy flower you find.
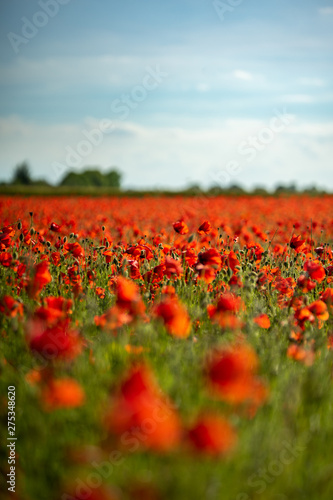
[50,251,61,266]
[287,344,314,366]
[253,314,271,329]
[0,295,23,317]
[27,261,52,298]
[0,225,15,249]
[183,247,197,267]
[173,220,189,235]
[321,288,333,304]
[294,300,329,329]
[228,250,240,274]
[94,305,132,331]
[95,277,145,331]
[216,293,243,313]
[297,275,317,293]
[127,259,141,280]
[205,343,268,406]
[198,221,212,235]
[197,248,221,268]
[195,264,217,284]
[164,256,183,278]
[290,235,306,252]
[41,377,85,410]
[187,414,237,455]
[325,265,333,276]
[116,276,145,316]
[0,252,12,267]
[304,260,326,283]
[63,242,84,259]
[154,297,191,338]
[35,296,72,325]
[105,364,181,452]
[126,244,153,261]
[161,285,176,297]
[207,293,245,330]
[27,318,83,361]
[95,286,106,299]
[143,264,165,285]
[307,300,329,321]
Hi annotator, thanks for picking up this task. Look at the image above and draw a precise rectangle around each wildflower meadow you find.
[1,194,333,500]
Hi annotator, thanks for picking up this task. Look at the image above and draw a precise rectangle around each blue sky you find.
[0,0,332,189]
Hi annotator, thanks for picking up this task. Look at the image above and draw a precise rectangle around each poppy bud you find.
[315,246,324,256]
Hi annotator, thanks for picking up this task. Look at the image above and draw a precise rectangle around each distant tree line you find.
[8,162,122,188]
[2,161,326,195]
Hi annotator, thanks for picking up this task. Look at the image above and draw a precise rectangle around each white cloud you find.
[319,7,333,15]
[233,70,253,81]
[196,83,210,92]
[281,94,314,103]
[298,78,326,87]
[287,122,333,136]
[1,115,333,190]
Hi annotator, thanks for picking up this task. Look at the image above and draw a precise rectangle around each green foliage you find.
[60,168,122,188]
[12,162,32,185]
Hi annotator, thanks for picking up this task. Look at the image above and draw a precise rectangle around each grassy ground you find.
[1,195,333,500]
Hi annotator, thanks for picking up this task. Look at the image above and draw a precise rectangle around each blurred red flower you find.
[105,364,181,452]
[253,314,271,329]
[154,296,191,338]
[27,261,52,299]
[187,413,237,456]
[0,295,23,317]
[205,343,268,407]
[27,318,83,361]
[42,377,85,410]
[173,220,189,235]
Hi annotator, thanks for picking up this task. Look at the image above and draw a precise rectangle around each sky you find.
[0,0,332,190]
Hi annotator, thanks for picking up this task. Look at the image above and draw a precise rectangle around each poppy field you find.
[1,194,333,500]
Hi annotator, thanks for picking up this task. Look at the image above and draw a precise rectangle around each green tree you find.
[104,169,122,188]
[60,167,122,188]
[12,162,32,185]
